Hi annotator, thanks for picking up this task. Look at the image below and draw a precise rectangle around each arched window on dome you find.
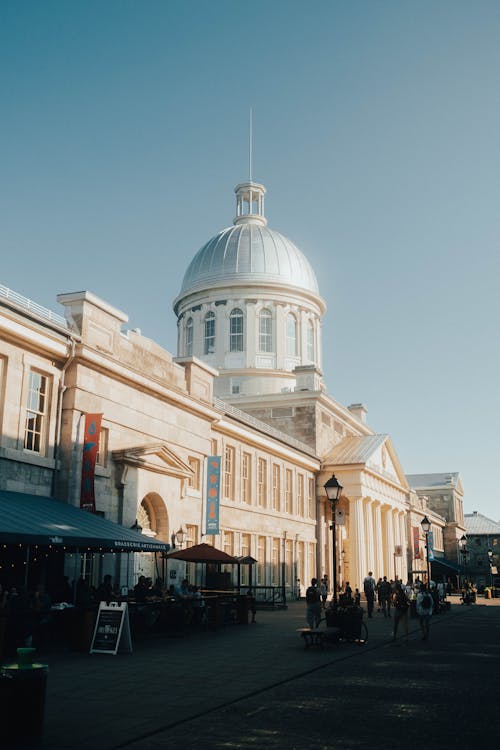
[186,317,193,356]
[229,308,244,352]
[306,319,315,362]
[204,311,215,355]
[258,309,273,353]
[286,314,297,356]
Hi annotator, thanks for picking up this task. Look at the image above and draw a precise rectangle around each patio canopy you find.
[0,490,170,552]
[167,542,239,564]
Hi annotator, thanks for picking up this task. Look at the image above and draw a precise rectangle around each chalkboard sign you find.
[90,602,132,655]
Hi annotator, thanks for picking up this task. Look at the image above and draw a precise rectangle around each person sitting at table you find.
[134,575,149,603]
[97,574,114,603]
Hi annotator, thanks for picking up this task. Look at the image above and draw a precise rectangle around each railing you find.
[213,397,317,457]
[248,585,289,609]
[0,284,68,328]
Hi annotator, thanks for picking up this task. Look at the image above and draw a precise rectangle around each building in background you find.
[463,511,500,589]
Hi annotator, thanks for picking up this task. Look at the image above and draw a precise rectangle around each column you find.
[350,497,366,589]
[373,502,383,578]
[365,498,375,573]
[384,507,395,579]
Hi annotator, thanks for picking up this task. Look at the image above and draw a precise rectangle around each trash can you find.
[0,662,49,742]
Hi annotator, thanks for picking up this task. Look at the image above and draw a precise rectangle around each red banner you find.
[412,526,421,559]
[80,413,102,512]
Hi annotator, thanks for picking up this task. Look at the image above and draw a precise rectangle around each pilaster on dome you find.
[234,181,267,227]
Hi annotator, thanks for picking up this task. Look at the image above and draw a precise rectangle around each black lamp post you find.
[487,548,493,588]
[420,515,432,585]
[458,535,469,583]
[324,474,343,609]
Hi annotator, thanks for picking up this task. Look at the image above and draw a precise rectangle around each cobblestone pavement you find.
[7,595,500,749]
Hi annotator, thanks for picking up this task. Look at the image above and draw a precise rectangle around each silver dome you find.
[178,223,320,297]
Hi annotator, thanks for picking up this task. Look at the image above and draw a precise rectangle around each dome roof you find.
[178,222,320,298]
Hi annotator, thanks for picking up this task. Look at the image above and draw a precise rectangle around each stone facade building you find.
[0,176,467,595]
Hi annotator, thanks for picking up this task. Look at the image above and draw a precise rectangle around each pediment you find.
[324,434,409,490]
[112,443,193,479]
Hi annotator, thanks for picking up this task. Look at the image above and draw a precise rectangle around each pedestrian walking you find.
[378,576,392,618]
[305,578,322,629]
[363,571,376,618]
[319,577,328,609]
[392,579,410,643]
[416,583,433,640]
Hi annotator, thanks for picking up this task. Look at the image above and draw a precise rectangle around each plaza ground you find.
[7,595,500,749]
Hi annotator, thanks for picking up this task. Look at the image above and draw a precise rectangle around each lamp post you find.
[324,474,343,609]
[458,535,469,584]
[487,548,493,588]
[420,516,431,585]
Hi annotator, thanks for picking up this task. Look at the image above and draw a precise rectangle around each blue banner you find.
[427,531,434,561]
[205,456,221,535]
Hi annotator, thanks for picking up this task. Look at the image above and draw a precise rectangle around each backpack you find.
[421,593,432,609]
[306,586,320,604]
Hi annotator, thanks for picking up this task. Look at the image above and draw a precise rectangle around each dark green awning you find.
[0,490,170,552]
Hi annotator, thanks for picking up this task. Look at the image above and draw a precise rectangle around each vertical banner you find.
[205,456,221,535]
[412,526,421,559]
[80,413,102,512]
[427,531,434,561]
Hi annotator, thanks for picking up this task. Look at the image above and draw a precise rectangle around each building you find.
[463,511,500,588]
[0,176,466,596]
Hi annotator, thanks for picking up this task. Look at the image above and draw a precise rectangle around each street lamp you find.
[420,515,431,585]
[175,527,186,548]
[458,535,469,582]
[487,548,493,588]
[324,474,343,609]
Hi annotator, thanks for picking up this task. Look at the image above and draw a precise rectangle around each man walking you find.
[416,583,433,640]
[305,578,322,629]
[363,571,376,618]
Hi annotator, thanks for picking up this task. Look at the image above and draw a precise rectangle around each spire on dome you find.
[234,181,267,226]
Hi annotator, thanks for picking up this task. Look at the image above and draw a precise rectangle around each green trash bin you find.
[0,662,49,742]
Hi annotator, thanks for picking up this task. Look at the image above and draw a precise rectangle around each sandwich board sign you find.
[90,601,132,655]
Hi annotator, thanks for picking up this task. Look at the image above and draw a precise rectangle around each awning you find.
[0,490,170,552]
[431,557,461,575]
[167,542,238,564]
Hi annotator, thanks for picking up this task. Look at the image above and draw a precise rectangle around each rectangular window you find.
[241,533,251,585]
[229,309,244,352]
[204,313,215,355]
[257,458,267,507]
[308,542,316,582]
[257,536,266,586]
[272,464,280,511]
[96,427,108,467]
[285,469,293,514]
[297,541,305,587]
[259,310,273,352]
[188,457,201,490]
[272,537,280,585]
[297,474,304,517]
[285,539,293,586]
[24,370,49,454]
[224,445,235,500]
[308,477,315,518]
[223,530,234,575]
[242,453,252,504]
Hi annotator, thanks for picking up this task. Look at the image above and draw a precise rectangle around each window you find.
[308,477,315,518]
[285,469,293,514]
[241,533,251,585]
[186,318,193,356]
[272,464,280,511]
[223,530,234,576]
[272,537,280,584]
[306,320,315,362]
[257,536,266,585]
[297,474,304,517]
[258,309,273,352]
[96,427,109,467]
[204,311,215,354]
[229,308,244,352]
[257,458,267,507]
[286,314,297,356]
[224,445,235,500]
[24,370,49,454]
[188,457,200,490]
[242,453,252,504]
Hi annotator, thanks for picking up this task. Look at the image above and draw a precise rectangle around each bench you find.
[297,627,341,649]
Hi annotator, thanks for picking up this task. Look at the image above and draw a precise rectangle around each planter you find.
[325,606,364,640]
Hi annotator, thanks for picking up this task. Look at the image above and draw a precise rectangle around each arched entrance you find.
[133,493,169,585]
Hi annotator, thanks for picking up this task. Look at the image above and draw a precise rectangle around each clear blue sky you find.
[2,1,499,520]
